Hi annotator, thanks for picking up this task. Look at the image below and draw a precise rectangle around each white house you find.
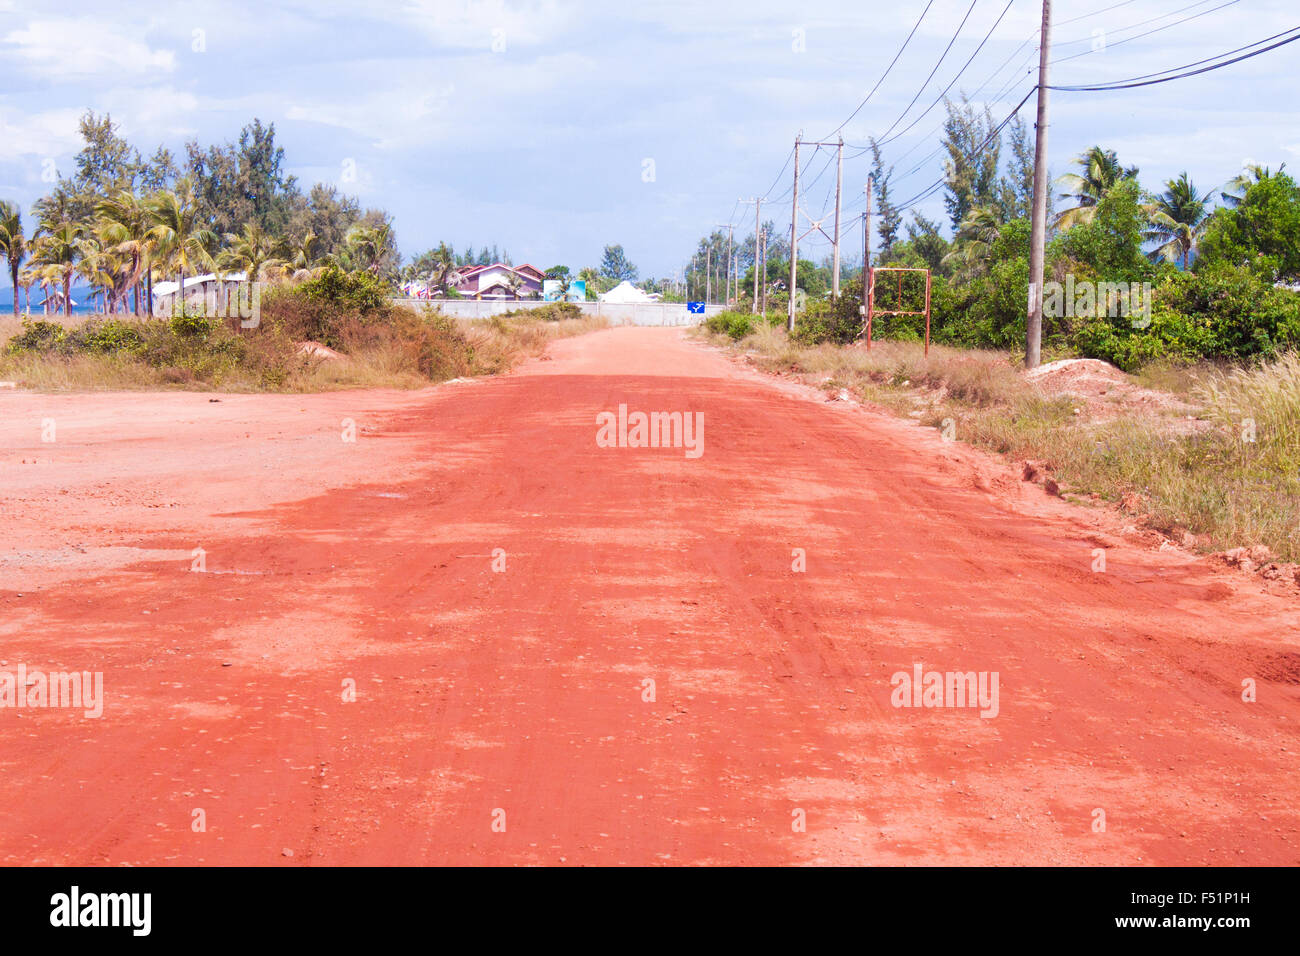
[151,273,248,315]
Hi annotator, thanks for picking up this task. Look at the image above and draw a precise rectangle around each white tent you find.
[598,280,653,304]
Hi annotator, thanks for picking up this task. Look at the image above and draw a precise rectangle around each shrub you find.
[503,301,582,322]
[297,266,392,314]
[6,319,66,353]
[705,310,756,340]
[65,318,145,354]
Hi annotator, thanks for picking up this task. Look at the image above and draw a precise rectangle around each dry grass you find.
[0,310,607,393]
[707,324,1300,562]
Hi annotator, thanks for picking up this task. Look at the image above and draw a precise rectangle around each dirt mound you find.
[1025,357,1197,422]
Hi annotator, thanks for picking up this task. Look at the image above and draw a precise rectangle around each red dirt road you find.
[2,326,1298,865]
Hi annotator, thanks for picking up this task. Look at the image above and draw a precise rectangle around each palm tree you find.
[76,233,118,313]
[1054,146,1139,230]
[344,222,393,276]
[429,241,456,295]
[148,180,217,315]
[220,222,288,282]
[96,190,152,315]
[0,200,26,317]
[17,265,38,314]
[941,206,1002,282]
[288,230,323,280]
[1144,172,1211,269]
[32,221,85,317]
[1220,163,1286,207]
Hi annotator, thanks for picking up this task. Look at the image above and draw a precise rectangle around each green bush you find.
[705,310,757,341]
[169,312,216,339]
[6,319,67,353]
[297,266,392,314]
[504,301,582,322]
[65,318,146,354]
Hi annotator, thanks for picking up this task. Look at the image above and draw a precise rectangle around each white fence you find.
[391,298,727,326]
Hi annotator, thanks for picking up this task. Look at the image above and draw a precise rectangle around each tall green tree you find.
[869,138,902,257]
[599,243,638,282]
[1198,170,1300,282]
[1054,146,1139,230]
[1144,172,1211,270]
[0,201,26,316]
[148,180,218,312]
[941,96,1002,231]
[96,190,152,314]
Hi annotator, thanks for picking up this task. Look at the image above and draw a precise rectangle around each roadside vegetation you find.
[702,318,1300,564]
[0,268,604,392]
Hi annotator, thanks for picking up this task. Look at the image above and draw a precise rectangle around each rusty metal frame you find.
[865,266,933,356]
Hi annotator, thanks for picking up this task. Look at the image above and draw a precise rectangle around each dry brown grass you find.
[706,324,1300,562]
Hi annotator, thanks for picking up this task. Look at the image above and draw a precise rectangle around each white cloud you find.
[2,19,175,78]
[0,107,85,162]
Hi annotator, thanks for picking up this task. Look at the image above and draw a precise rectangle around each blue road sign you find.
[687,301,705,314]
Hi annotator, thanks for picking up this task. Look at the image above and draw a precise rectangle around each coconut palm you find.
[1054,146,1139,230]
[220,222,289,282]
[344,222,393,276]
[288,230,323,279]
[32,221,85,317]
[17,265,38,314]
[0,200,26,317]
[1220,163,1287,207]
[941,206,1003,282]
[148,180,217,315]
[96,190,152,315]
[76,233,118,313]
[1144,172,1212,269]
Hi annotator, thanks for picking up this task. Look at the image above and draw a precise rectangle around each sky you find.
[1,0,1298,280]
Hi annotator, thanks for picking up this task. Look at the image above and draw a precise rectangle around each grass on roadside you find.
[705,322,1300,562]
[0,308,606,393]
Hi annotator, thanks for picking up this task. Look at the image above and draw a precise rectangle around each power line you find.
[1049,0,1241,66]
[874,0,981,144]
[1052,0,1223,50]
[1051,25,1300,90]
[820,0,937,141]
[876,0,1018,147]
[892,84,1038,213]
[1055,0,1141,28]
[759,144,796,202]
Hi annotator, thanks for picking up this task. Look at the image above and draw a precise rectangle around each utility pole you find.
[715,223,734,307]
[705,245,711,305]
[862,177,872,333]
[788,135,800,332]
[1026,0,1052,369]
[832,135,843,298]
[739,198,763,312]
[759,226,768,316]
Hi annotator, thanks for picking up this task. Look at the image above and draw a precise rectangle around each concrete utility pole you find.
[788,135,800,332]
[759,226,768,315]
[1026,0,1052,369]
[740,198,763,312]
[715,223,734,306]
[832,136,843,298]
[705,245,711,305]
[862,177,872,326]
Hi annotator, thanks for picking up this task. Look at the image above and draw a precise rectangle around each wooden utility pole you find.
[1026,0,1052,369]
[788,135,800,332]
[832,136,843,298]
